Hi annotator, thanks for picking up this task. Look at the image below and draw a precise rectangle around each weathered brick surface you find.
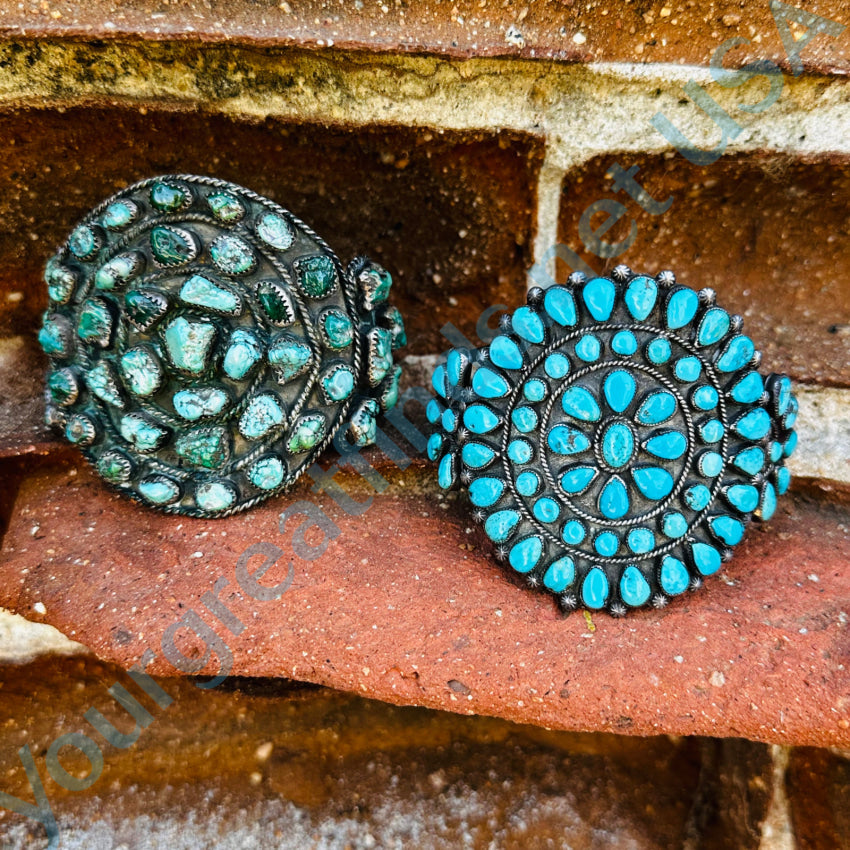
[787,748,850,849]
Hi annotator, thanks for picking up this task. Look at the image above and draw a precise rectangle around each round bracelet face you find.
[428,268,797,614]
[39,175,405,517]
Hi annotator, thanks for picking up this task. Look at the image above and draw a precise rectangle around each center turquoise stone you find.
[600,421,635,468]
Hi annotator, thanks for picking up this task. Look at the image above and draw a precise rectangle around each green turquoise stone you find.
[65,413,96,445]
[68,225,98,259]
[380,365,402,411]
[120,414,168,452]
[102,200,137,230]
[383,305,407,349]
[95,254,141,290]
[256,212,294,250]
[172,387,230,421]
[150,181,189,212]
[85,361,124,408]
[195,480,236,512]
[207,192,245,223]
[120,347,163,397]
[321,310,353,349]
[322,365,355,402]
[124,289,169,331]
[76,299,114,346]
[268,335,312,382]
[248,456,285,490]
[360,265,392,309]
[163,316,216,374]
[150,226,196,266]
[223,329,264,380]
[47,369,78,405]
[209,234,256,275]
[179,274,241,315]
[369,327,393,385]
[45,259,76,303]
[138,476,180,505]
[97,450,133,483]
[175,427,230,469]
[297,255,336,298]
[288,415,326,454]
[239,393,285,440]
[39,316,71,357]
[350,399,379,447]
[257,281,295,325]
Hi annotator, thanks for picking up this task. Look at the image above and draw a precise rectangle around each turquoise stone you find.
[432,365,448,397]
[175,427,230,469]
[515,471,540,496]
[257,281,295,326]
[666,288,698,329]
[560,465,596,494]
[523,379,547,402]
[533,496,560,523]
[693,386,719,410]
[120,347,163,397]
[95,254,141,290]
[426,399,443,424]
[490,336,524,370]
[759,483,778,519]
[359,265,392,308]
[464,405,500,434]
[38,316,71,357]
[726,483,759,512]
[210,234,256,275]
[582,568,609,609]
[730,372,764,404]
[124,289,168,332]
[734,408,771,440]
[461,442,495,468]
[369,327,394,385]
[446,350,463,386]
[599,476,630,518]
[85,361,124,408]
[700,419,724,443]
[150,226,196,266]
[699,451,724,477]
[45,259,77,303]
[733,446,765,475]
[784,432,798,456]
[223,329,264,380]
[441,408,457,432]
[509,536,543,573]
[624,276,657,321]
[643,429,687,460]
[627,527,655,553]
[102,200,137,230]
[120,413,168,452]
[77,298,114,346]
[249,456,286,490]
[173,387,230,421]
[138,477,180,505]
[776,466,791,495]
[511,406,538,433]
[697,308,730,346]
[544,557,575,592]
[636,391,676,425]
[256,212,294,250]
[601,422,635,467]
[150,181,189,212]
[544,353,570,379]
[195,480,237,512]
[297,255,336,297]
[717,336,755,372]
[543,287,577,326]
[662,511,688,537]
[68,225,98,259]
[65,414,96,445]
[594,531,619,557]
[770,441,783,462]
[684,484,711,511]
[381,364,402,411]
[512,306,545,343]
[164,317,216,375]
[620,566,651,606]
[322,310,353,350]
[239,393,285,440]
[426,433,443,461]
[438,454,455,489]
[646,338,671,364]
[575,334,601,362]
[562,520,586,545]
[179,274,241,314]
[691,542,722,575]
[47,369,78,405]
[288,415,326,453]
[561,386,601,422]
[660,555,689,595]
[710,515,744,545]
[484,509,520,543]
[632,466,674,500]
[776,376,792,415]
[472,367,509,399]
[97,450,132,483]
[322,365,355,402]
[469,477,504,507]
[548,424,590,456]
[611,330,637,355]
[207,192,245,223]
[674,356,702,382]
[268,335,313,382]
[582,277,616,321]
[603,370,636,413]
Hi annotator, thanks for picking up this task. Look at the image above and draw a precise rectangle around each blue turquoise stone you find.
[611,330,638,355]
[139,477,180,505]
[582,277,616,321]
[268,335,313,381]
[627,527,655,554]
[699,451,724,477]
[38,316,71,356]
[783,430,798,457]
[150,226,195,265]
[733,446,765,475]
[490,336,524,370]
[726,484,759,512]
[164,317,216,375]
[249,456,285,490]
[575,334,601,362]
[734,408,771,440]
[426,433,443,461]
[594,531,619,557]
[515,471,540,496]
[548,424,590,455]
[120,347,162,397]
[287,415,326,454]
[562,520,586,545]
[759,483,778,520]
[175,427,230,469]
[223,329,263,380]
[693,386,719,410]
[438,454,455,489]
[543,287,577,326]
[636,391,676,425]
[666,289,698,329]
[646,338,672,364]
[770,441,783,462]
[68,225,98,259]
[675,356,702,382]
[776,466,791,495]
[624,275,657,321]
[464,405,500,434]
[150,181,188,212]
[599,476,630,519]
[717,335,755,372]
[620,566,651,606]
[441,408,457,432]
[603,370,636,413]
[472,367,509,399]
[432,365,448,398]
[179,274,241,314]
[77,299,114,346]
[776,376,792,415]
[195,480,237,513]
[700,419,724,443]
[684,484,712,511]
[643,429,687,460]
[710,515,745,545]
[95,254,140,290]
[544,352,570,379]
[239,393,285,440]
[120,414,168,452]
[544,557,575,592]
[426,399,443,424]
[632,466,674,500]
[660,555,689,595]
[663,511,688,537]
[730,372,764,404]
[461,442,495,468]
[210,234,256,275]
[484,510,520,543]
[322,366,355,402]
[511,406,538,433]
[533,496,560,523]
[85,362,123,408]
[691,542,722,576]
[447,350,464,385]
[102,200,136,230]
[601,422,635,467]
[256,212,294,250]
[512,306,545,343]
[206,192,245,223]
[560,466,596,494]
[561,386,601,422]
[523,379,547,402]
[507,439,532,464]
[582,568,609,609]
[509,537,543,573]
[322,311,354,349]
[785,400,798,428]
[469,477,504,506]
[697,308,730,346]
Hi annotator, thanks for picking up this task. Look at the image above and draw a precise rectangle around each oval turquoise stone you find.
[627,527,655,553]
[68,225,98,259]
[102,200,136,230]
[646,338,671,364]
[601,423,634,468]
[624,275,657,321]
[582,568,609,609]
[472,367,510,399]
[674,356,702,382]
[599,476,630,519]
[248,456,285,490]
[691,542,722,576]
[512,306,545,343]
[426,399,443,424]
[730,372,764,404]
[575,334,601,362]
[484,509,520,543]
[533,496,560,523]
[490,336,524,370]
[256,212,294,250]
[207,191,245,222]
[662,511,688,537]
[636,391,676,425]
[511,406,538,433]
[120,414,168,452]
[164,317,217,375]
[698,308,730,346]
[179,274,240,314]
[561,387,601,422]
[700,419,724,443]
[710,515,744,545]
[150,226,195,265]
[594,531,619,557]
[509,536,543,573]
[523,379,547,402]
[759,483,778,520]
[699,451,724,477]
[684,484,712,511]
[560,466,597,494]
[548,424,591,455]
[726,484,759,512]
[195,480,236,512]
[432,364,448,398]
[632,466,674,500]
[268,336,313,382]
[660,555,689,595]
[322,366,355,402]
[507,439,532,464]
[611,330,637,355]
[426,433,443,461]
[322,311,354,349]
[138,477,180,505]
[544,352,570,379]
[776,466,791,495]
[469,477,504,507]
[543,557,575,592]
[209,234,256,275]
[582,277,616,321]
[150,181,189,212]
[543,287,577,326]
[643,429,687,460]
[438,454,455,489]
[120,347,162,397]
[464,404,500,434]
[441,408,456,432]
[734,408,771,440]
[666,288,698,329]
[515,471,540,496]
[620,566,651,607]
[717,335,755,372]
[447,349,464,385]
[693,386,719,410]
[562,520,586,545]
[603,370,636,413]
[461,442,495,468]
[238,393,285,440]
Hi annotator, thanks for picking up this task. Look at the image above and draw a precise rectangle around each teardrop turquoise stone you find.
[691,542,722,575]
[472,367,510,399]
[731,372,764,404]
[632,466,674,500]
[543,287,577,326]
[759,484,777,520]
[698,308,730,346]
[509,537,543,573]
[461,442,495,468]
[684,484,711,511]
[666,288,698,329]
[636,391,676,424]
[238,393,285,439]
[469,477,504,507]
[490,336,524,370]
[733,446,765,475]
[582,277,616,321]
[548,424,591,455]
[512,307,545,343]
[717,336,755,372]
[561,387,601,422]
[560,466,596,494]
[624,275,657,320]
[438,454,455,489]
[464,405,500,434]
[643,429,687,460]
[150,226,195,265]
[582,568,609,609]
[603,370,636,413]
[620,566,651,607]
[734,408,771,440]
[484,510,520,543]
[710,515,744,545]
[544,557,575,592]
[726,484,759,512]
[660,555,689,595]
